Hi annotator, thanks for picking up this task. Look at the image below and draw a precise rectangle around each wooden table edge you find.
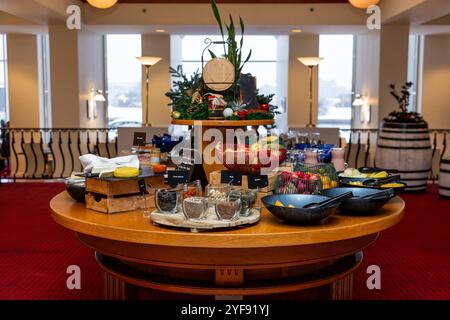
[50,192,405,249]
[171,119,275,127]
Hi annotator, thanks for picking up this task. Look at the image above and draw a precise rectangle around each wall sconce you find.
[87,88,106,120]
[353,94,371,125]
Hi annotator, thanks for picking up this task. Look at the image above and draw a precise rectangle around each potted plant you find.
[384,82,426,124]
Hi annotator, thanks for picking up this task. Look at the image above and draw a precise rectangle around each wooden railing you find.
[0,127,449,181]
[341,129,450,181]
[0,128,117,180]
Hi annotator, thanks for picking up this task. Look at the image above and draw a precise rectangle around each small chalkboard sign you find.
[167,170,190,187]
[247,174,269,189]
[133,132,147,146]
[220,170,242,186]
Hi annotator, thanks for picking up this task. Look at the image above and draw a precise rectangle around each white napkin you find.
[79,154,139,176]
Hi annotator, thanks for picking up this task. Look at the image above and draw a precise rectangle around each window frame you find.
[0,34,9,122]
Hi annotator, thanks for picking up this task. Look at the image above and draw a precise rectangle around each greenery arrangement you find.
[384,82,426,123]
[165,0,278,122]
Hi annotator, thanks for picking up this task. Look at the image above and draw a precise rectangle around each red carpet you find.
[0,183,449,300]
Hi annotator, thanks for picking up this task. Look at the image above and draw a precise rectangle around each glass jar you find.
[182,197,209,221]
[155,188,182,214]
[205,184,231,204]
[304,148,319,165]
[215,198,241,221]
[228,189,257,217]
[331,148,346,172]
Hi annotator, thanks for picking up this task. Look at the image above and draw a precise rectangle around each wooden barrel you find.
[375,121,432,192]
[439,159,450,199]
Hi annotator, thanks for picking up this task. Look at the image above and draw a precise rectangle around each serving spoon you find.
[362,175,401,187]
[303,192,354,209]
[359,189,395,200]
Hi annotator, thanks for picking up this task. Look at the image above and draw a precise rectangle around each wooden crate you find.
[209,170,278,193]
[85,175,165,214]
[85,192,155,214]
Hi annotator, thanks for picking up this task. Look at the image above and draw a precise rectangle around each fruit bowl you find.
[217,144,287,175]
[339,178,406,194]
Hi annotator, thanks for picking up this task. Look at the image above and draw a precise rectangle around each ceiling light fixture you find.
[348,0,380,9]
[291,29,302,33]
[155,29,166,33]
[86,0,118,9]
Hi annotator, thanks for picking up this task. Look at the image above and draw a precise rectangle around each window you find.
[172,35,288,99]
[38,34,52,129]
[318,35,355,129]
[0,34,8,122]
[407,34,423,113]
[171,35,288,133]
[106,35,142,128]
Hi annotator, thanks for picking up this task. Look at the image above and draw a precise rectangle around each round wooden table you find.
[50,192,404,300]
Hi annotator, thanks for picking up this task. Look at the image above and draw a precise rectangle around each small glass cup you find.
[182,181,202,200]
[182,197,209,221]
[228,189,257,217]
[155,188,182,214]
[309,132,321,147]
[215,198,241,221]
[205,184,231,204]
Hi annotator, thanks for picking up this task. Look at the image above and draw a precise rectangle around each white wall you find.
[421,34,450,129]
[378,23,410,122]
[287,34,320,127]
[354,31,380,129]
[78,29,105,128]
[6,34,40,128]
[48,24,105,128]
[141,34,171,127]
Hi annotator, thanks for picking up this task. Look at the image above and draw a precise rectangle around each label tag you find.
[220,171,242,186]
[137,179,147,194]
[133,132,147,146]
[168,170,189,187]
[247,175,269,189]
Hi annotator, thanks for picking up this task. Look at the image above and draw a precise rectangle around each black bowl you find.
[261,194,339,224]
[320,187,395,215]
[66,181,86,203]
[339,178,406,194]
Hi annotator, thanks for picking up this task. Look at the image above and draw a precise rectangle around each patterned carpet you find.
[0,182,449,300]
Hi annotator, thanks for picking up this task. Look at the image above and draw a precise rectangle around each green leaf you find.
[210,0,224,38]
[239,16,245,36]
[208,49,217,59]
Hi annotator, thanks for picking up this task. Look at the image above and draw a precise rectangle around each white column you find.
[7,34,41,128]
[141,34,171,127]
[287,34,319,128]
[378,23,410,123]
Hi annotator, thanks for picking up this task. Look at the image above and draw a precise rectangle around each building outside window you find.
[318,34,355,129]
[106,34,142,128]
[0,34,8,123]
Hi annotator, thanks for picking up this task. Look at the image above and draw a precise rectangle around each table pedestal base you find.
[97,251,362,300]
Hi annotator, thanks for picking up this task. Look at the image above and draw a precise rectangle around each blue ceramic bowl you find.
[261,194,339,224]
[320,187,395,215]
